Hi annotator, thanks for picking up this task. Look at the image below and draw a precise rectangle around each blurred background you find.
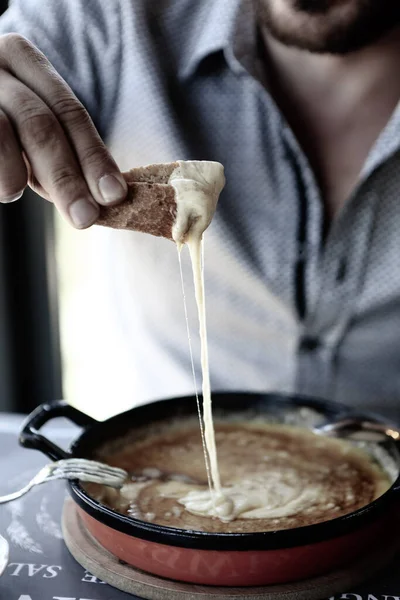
[0,0,128,420]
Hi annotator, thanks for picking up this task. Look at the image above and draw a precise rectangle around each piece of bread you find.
[96,162,179,240]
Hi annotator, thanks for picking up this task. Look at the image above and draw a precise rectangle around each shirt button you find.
[336,257,347,283]
[299,336,320,351]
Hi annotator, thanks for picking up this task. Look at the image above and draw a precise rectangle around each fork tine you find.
[49,471,126,488]
[0,459,128,503]
[53,466,126,479]
[56,459,127,477]
[53,467,125,480]
[56,459,125,472]
[46,475,124,488]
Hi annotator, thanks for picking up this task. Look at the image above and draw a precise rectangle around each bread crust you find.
[96,162,180,240]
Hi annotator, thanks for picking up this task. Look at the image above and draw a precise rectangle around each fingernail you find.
[69,199,99,228]
[98,173,127,204]
[1,190,24,203]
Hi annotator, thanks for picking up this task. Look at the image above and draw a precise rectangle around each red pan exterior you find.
[78,507,393,586]
[19,396,400,587]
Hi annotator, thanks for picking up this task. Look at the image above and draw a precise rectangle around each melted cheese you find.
[168,160,319,522]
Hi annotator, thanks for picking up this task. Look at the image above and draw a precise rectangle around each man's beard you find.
[256,0,400,54]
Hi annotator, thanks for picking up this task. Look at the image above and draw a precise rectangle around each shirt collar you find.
[178,0,258,80]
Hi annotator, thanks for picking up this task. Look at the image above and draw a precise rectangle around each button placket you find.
[297,192,379,398]
[296,339,336,399]
[282,127,325,322]
[307,191,378,336]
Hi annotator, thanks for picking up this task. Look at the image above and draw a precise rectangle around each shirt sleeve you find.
[0,0,122,138]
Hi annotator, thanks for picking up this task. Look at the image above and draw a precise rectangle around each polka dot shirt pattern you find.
[2,0,400,420]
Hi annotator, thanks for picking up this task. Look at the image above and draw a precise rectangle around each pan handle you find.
[19,400,98,461]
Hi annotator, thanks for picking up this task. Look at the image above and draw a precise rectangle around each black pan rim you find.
[69,478,397,551]
[66,391,400,551]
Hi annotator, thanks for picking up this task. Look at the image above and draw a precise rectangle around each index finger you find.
[0,34,128,207]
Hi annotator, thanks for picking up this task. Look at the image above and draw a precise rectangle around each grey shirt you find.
[2,0,400,421]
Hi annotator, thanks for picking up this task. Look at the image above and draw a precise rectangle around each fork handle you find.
[19,401,98,461]
[0,487,34,504]
[0,470,49,504]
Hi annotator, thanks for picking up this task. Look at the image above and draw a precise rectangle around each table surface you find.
[0,412,399,600]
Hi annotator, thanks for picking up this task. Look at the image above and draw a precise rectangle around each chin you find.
[256,0,400,54]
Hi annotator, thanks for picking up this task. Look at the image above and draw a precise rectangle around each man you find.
[0,0,399,420]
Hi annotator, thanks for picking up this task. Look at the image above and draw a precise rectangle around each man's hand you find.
[0,34,128,228]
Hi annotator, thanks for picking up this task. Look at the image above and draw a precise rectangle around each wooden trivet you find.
[62,498,398,600]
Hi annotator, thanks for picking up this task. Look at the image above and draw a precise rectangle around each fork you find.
[0,458,128,504]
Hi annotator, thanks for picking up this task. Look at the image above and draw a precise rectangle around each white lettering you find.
[17,596,33,600]
[8,563,26,576]
[340,595,363,600]
[8,563,62,578]
[27,564,47,577]
[81,569,106,583]
[10,563,46,577]
[54,598,98,600]
[367,596,380,600]
[43,565,62,578]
